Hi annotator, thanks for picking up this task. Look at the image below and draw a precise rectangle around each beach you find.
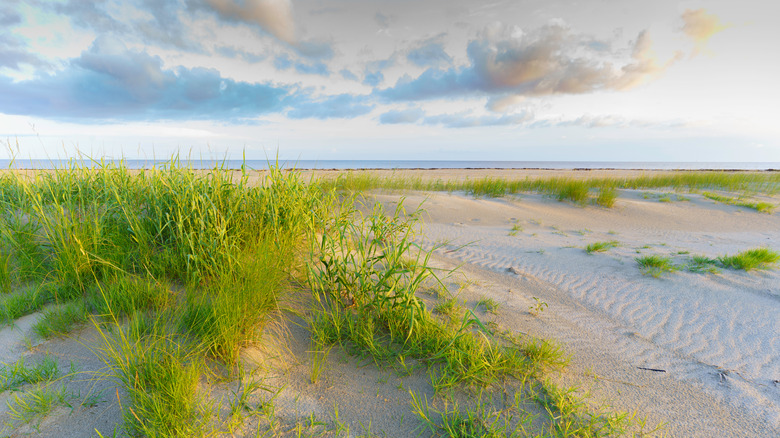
[0,168,778,437]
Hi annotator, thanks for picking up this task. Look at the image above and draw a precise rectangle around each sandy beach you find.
[1,168,778,437]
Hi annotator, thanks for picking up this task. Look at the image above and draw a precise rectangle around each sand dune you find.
[370,188,780,437]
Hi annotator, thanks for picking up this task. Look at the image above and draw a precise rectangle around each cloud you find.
[406,35,453,68]
[0,3,22,26]
[374,12,391,29]
[379,22,678,102]
[681,9,728,55]
[274,53,329,76]
[486,95,525,112]
[340,69,358,81]
[0,37,290,121]
[0,33,47,70]
[423,111,534,128]
[363,70,384,86]
[379,108,424,124]
[190,0,295,44]
[214,45,266,63]
[134,0,197,50]
[52,0,128,33]
[286,93,373,119]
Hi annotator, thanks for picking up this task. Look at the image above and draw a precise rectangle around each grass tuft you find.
[717,247,780,271]
[636,255,678,278]
[585,241,619,254]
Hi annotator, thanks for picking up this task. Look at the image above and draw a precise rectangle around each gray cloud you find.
[340,69,358,81]
[214,45,267,63]
[423,111,533,128]
[406,35,453,68]
[286,93,373,119]
[51,0,128,33]
[0,33,47,70]
[379,108,424,124]
[0,37,290,121]
[379,22,678,102]
[374,12,391,29]
[188,0,296,44]
[274,53,329,76]
[0,3,22,26]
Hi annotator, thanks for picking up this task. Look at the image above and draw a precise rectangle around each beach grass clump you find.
[636,255,678,278]
[7,384,78,426]
[307,200,536,391]
[687,255,720,274]
[594,186,618,208]
[702,192,776,213]
[555,180,590,205]
[717,247,780,271]
[33,301,88,338]
[95,321,209,437]
[585,241,619,254]
[0,355,60,392]
[86,274,172,318]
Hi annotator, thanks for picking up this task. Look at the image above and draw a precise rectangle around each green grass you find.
[636,255,678,278]
[585,241,619,254]
[318,170,780,208]
[33,301,88,338]
[718,247,780,271]
[0,355,60,392]
[7,384,78,426]
[0,159,661,436]
[476,297,500,315]
[702,192,776,213]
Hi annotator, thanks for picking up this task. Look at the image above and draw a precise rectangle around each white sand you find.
[369,188,780,436]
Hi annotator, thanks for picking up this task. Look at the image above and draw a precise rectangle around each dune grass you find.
[0,355,60,392]
[702,192,776,213]
[0,160,654,436]
[586,240,619,254]
[636,255,678,278]
[718,247,780,271]
[318,170,780,209]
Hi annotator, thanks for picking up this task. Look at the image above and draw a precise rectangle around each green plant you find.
[585,241,619,254]
[594,186,617,208]
[0,355,60,392]
[636,255,678,278]
[529,297,548,316]
[718,247,780,271]
[687,255,720,274]
[32,301,88,338]
[508,224,523,236]
[7,384,78,426]
[477,297,499,315]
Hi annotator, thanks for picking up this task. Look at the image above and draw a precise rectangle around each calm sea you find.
[1,159,779,171]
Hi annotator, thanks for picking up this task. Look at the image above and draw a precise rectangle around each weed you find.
[0,355,60,392]
[636,255,678,278]
[33,301,88,338]
[585,241,619,254]
[529,297,548,316]
[7,384,78,425]
[718,247,780,271]
[508,224,523,236]
[476,297,499,315]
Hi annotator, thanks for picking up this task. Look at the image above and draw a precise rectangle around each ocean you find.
[1,159,779,171]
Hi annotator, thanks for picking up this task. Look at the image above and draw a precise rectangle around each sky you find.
[1,0,779,162]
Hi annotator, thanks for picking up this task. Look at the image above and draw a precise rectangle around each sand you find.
[1,168,778,437]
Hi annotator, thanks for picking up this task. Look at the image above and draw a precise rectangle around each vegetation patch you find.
[636,255,678,278]
[718,247,780,271]
[585,241,620,254]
